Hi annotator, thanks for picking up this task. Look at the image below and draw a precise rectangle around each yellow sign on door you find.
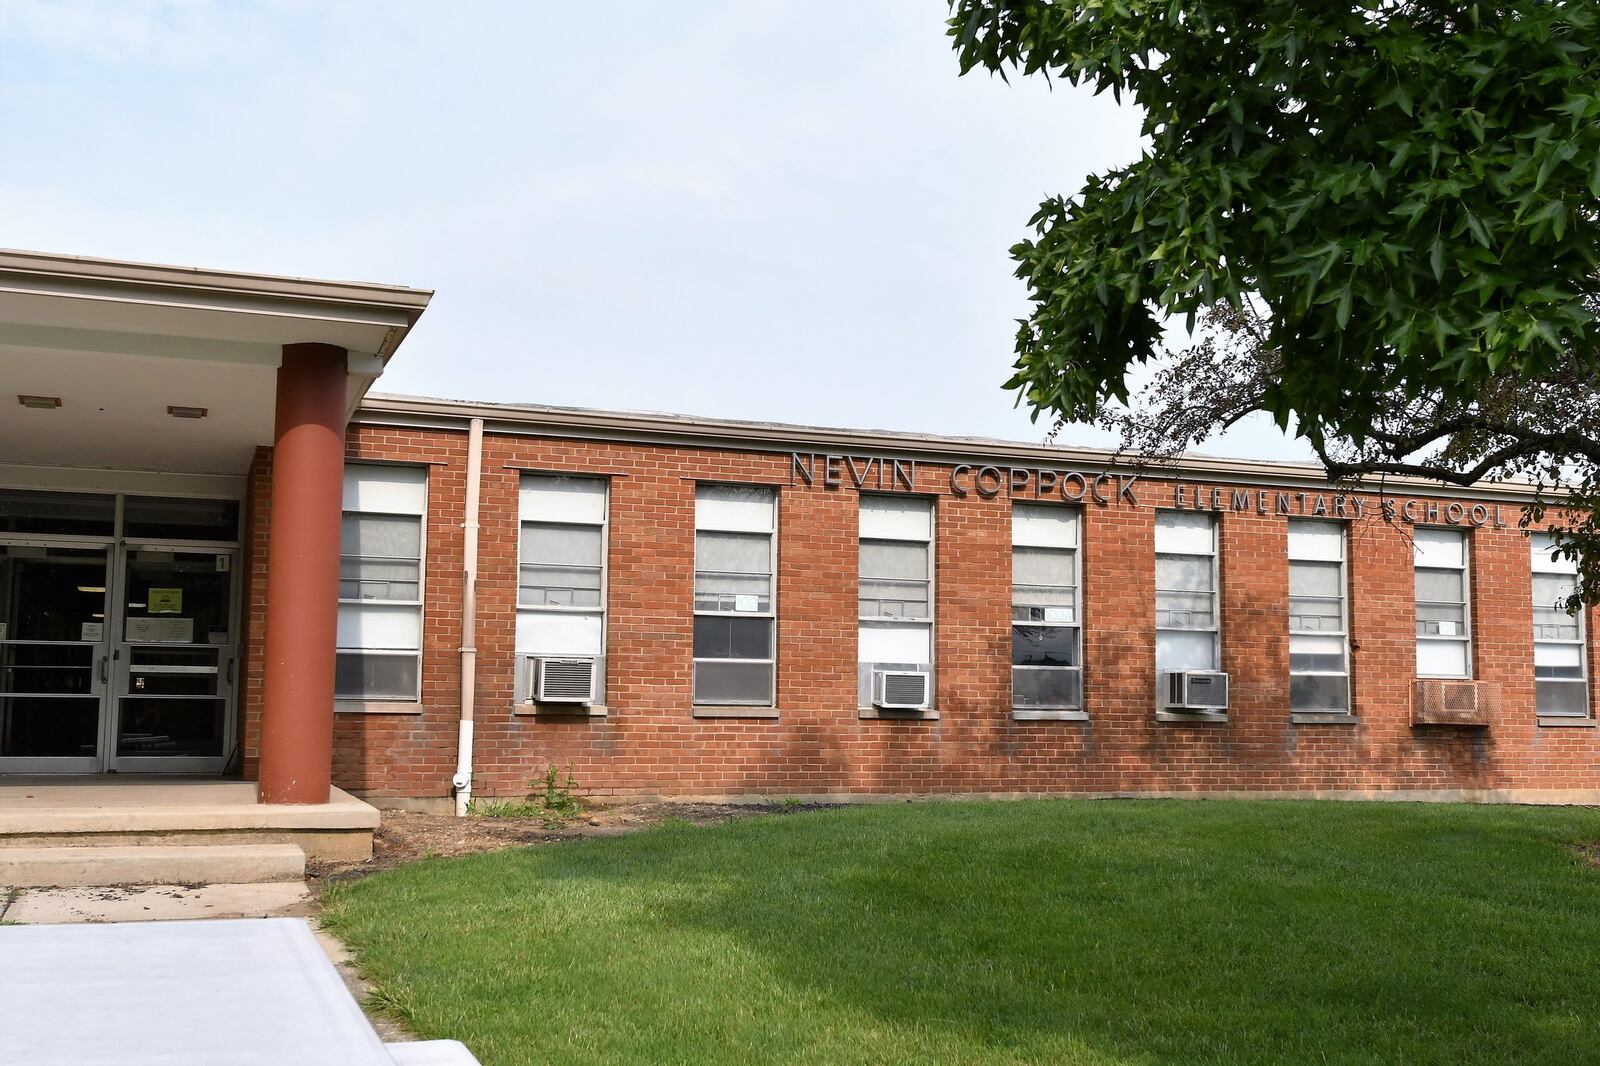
[148,588,183,614]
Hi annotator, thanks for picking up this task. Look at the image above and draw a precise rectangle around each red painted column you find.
[258,343,348,804]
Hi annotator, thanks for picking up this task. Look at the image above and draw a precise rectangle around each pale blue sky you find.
[0,0,1308,460]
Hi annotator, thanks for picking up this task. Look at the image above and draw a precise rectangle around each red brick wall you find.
[239,423,1600,800]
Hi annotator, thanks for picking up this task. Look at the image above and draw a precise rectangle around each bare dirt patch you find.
[308,800,828,888]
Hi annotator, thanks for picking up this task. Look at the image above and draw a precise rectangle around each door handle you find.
[226,657,235,685]
[99,655,109,686]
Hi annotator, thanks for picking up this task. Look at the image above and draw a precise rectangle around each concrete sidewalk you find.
[2,881,312,924]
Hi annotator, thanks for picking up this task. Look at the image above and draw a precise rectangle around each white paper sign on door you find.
[127,617,194,643]
[81,622,104,641]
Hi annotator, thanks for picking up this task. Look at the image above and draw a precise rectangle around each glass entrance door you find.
[109,547,237,773]
[0,543,110,772]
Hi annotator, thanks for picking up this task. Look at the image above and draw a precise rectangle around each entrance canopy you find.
[0,250,432,476]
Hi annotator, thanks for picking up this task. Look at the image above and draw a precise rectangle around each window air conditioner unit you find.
[873,669,931,710]
[533,657,596,704]
[1412,679,1491,727]
[1161,670,1230,711]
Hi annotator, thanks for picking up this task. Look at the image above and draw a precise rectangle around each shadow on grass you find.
[328,800,1600,1066]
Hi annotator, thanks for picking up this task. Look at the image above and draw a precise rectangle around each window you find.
[1532,532,1587,717]
[337,465,426,701]
[1155,512,1219,673]
[1414,528,1471,678]
[1011,503,1080,710]
[693,485,776,705]
[1288,520,1349,713]
[858,496,934,703]
[517,475,607,701]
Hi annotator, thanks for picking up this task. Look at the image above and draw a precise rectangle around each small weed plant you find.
[469,764,583,822]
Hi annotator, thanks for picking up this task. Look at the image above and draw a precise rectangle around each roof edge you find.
[357,393,1562,504]
[0,248,433,312]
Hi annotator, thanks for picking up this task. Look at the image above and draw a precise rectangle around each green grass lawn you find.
[324,800,1600,1066]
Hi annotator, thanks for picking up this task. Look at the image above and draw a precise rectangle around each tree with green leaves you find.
[948,1,1600,601]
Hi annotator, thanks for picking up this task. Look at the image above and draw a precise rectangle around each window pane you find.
[1156,555,1213,592]
[696,485,775,532]
[335,652,418,700]
[124,496,240,541]
[696,531,771,575]
[1417,639,1468,677]
[1413,528,1465,567]
[1289,560,1341,598]
[520,475,605,524]
[0,490,115,537]
[1536,680,1588,716]
[337,603,421,651]
[694,575,772,612]
[1533,573,1578,609]
[1531,532,1577,574]
[345,464,427,515]
[343,513,421,559]
[1289,597,1342,632]
[521,523,602,567]
[1289,634,1346,673]
[1534,610,1581,641]
[1415,568,1464,603]
[860,541,928,581]
[1416,603,1466,636]
[1013,504,1077,548]
[1012,667,1081,709]
[1013,546,1073,587]
[341,558,421,601]
[1154,512,1214,554]
[693,616,772,660]
[519,564,602,607]
[1534,642,1583,677]
[693,660,773,704]
[1012,625,1079,667]
[859,581,930,619]
[860,496,931,540]
[1012,588,1076,619]
[1157,630,1215,672]
[1288,521,1343,561]
[1291,674,1349,712]
[1156,590,1215,629]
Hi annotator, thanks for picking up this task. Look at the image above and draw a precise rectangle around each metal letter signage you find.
[787,451,1509,524]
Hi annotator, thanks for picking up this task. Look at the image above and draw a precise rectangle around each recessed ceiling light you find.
[167,405,208,419]
[18,395,60,409]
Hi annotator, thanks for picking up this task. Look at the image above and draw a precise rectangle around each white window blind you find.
[1288,520,1349,713]
[517,475,608,700]
[858,496,934,703]
[1414,528,1471,678]
[694,485,776,705]
[1531,532,1587,717]
[336,464,426,701]
[1155,512,1218,673]
[1011,503,1080,710]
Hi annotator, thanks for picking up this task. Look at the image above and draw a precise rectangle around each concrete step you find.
[0,843,305,888]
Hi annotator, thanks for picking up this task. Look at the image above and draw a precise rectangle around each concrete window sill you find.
[1291,712,1359,726]
[334,701,423,716]
[1537,716,1597,729]
[1011,709,1089,722]
[692,705,781,719]
[859,707,940,721]
[1154,709,1228,724]
[513,704,608,718]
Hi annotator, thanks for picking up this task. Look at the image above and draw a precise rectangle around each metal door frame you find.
[0,484,244,775]
[105,541,240,774]
[0,533,114,774]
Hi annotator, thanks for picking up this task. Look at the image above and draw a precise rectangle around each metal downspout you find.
[453,417,484,816]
